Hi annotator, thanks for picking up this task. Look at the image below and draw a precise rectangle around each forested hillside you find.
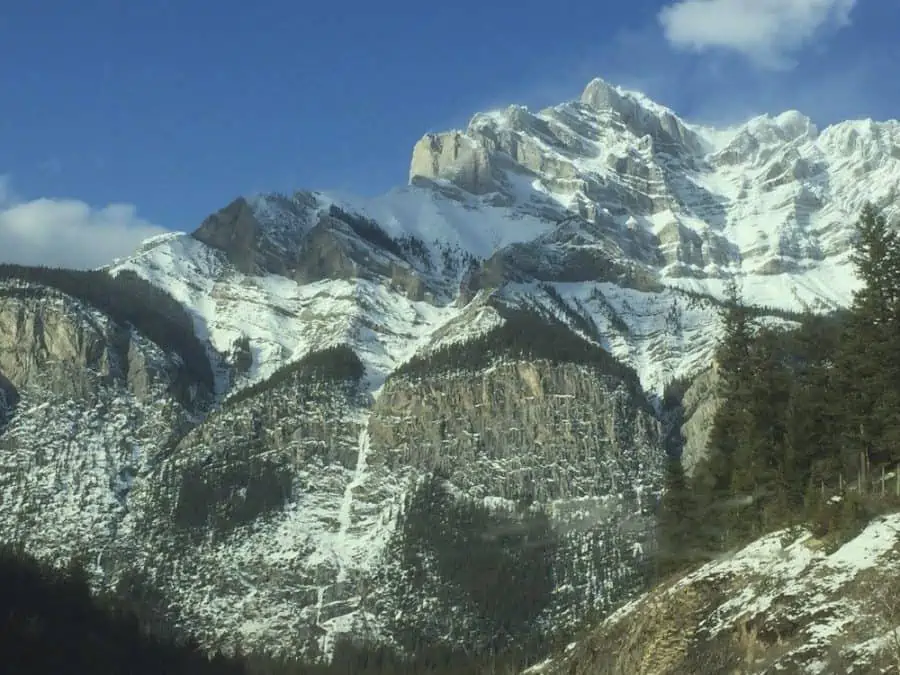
[657,204,900,577]
[0,547,537,675]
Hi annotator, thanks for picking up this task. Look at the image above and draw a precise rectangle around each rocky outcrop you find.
[483,218,665,292]
[294,215,427,300]
[0,284,174,400]
[371,360,659,502]
[656,222,734,271]
[0,282,195,564]
[409,131,498,195]
[193,196,432,301]
[0,274,670,660]
[372,358,664,650]
[6,71,897,668]
[580,79,706,157]
[120,371,384,658]
[680,365,720,476]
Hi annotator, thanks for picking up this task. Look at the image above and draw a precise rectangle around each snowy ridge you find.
[108,77,900,395]
[110,235,479,394]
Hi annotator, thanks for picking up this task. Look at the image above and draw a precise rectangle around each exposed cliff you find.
[680,364,721,476]
[373,358,662,651]
[0,281,200,563]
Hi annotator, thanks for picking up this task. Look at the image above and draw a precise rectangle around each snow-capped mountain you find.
[1,76,898,661]
[108,78,898,396]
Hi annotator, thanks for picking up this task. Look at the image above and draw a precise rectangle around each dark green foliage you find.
[245,638,534,675]
[394,308,644,400]
[397,234,432,269]
[0,264,214,390]
[226,345,364,408]
[232,335,254,374]
[660,375,692,458]
[835,203,900,468]
[0,546,245,675]
[173,457,293,535]
[390,475,556,656]
[0,546,552,675]
[659,205,900,574]
[804,490,874,547]
[655,457,702,578]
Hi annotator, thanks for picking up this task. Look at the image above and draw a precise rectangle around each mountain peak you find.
[580,77,676,120]
[741,110,818,143]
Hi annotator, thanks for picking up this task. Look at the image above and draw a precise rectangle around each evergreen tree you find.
[837,204,900,467]
[697,277,759,539]
[655,457,700,577]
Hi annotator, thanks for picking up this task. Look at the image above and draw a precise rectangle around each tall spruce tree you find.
[656,456,700,578]
[700,278,758,509]
[838,203,900,469]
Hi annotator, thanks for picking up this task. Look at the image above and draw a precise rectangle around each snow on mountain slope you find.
[109,232,478,394]
[411,77,891,306]
[322,185,557,261]
[110,76,895,398]
[6,75,900,663]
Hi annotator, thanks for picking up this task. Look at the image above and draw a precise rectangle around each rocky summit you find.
[0,77,898,662]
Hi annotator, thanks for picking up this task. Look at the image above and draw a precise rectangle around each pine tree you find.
[838,204,900,467]
[716,277,757,395]
[656,457,700,578]
[700,277,759,519]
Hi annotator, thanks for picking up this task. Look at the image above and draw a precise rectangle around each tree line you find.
[657,204,900,576]
[394,307,645,402]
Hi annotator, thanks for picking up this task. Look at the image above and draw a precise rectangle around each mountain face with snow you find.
[0,77,898,660]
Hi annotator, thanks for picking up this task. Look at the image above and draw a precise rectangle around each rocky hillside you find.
[531,512,900,674]
[0,76,898,662]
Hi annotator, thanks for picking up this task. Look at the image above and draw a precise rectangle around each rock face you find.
[371,360,661,650]
[0,282,196,563]
[0,277,665,659]
[371,361,657,502]
[0,285,171,400]
[679,365,721,476]
[410,132,498,195]
[535,514,900,675]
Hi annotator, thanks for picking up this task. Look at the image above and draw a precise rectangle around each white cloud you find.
[0,180,167,269]
[658,0,858,68]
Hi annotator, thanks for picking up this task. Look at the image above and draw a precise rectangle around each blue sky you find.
[1,0,898,267]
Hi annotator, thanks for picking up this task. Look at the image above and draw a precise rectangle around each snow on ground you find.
[580,514,900,673]
[661,257,859,314]
[505,280,722,391]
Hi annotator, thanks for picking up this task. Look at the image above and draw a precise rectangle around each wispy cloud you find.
[0,177,167,270]
[658,0,858,68]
